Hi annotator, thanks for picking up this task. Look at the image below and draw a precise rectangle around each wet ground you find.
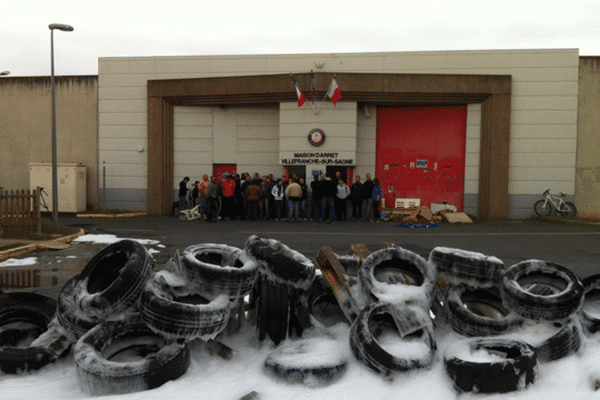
[1,215,599,300]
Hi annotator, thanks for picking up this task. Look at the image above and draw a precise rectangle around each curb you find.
[76,212,147,219]
[534,217,600,227]
[0,228,86,262]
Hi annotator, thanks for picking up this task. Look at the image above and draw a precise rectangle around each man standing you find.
[310,175,322,221]
[285,177,303,222]
[299,178,308,220]
[361,173,374,221]
[220,175,236,220]
[260,176,271,220]
[179,177,190,211]
[320,174,337,223]
[350,175,363,220]
[198,174,210,219]
[206,175,219,222]
[245,179,263,221]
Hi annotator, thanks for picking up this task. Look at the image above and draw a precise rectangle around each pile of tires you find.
[349,246,438,378]
[140,243,258,341]
[1,237,594,396]
[426,247,588,393]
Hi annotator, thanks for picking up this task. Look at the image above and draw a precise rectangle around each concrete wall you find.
[0,76,99,210]
[99,49,580,217]
[576,57,600,218]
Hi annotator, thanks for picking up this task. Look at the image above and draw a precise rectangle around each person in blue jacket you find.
[371,177,382,222]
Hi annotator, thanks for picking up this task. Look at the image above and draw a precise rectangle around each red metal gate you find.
[376,106,467,210]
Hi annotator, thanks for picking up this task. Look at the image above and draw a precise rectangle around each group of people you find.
[178,171,383,223]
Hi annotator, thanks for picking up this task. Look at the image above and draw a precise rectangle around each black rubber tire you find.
[359,247,436,307]
[264,337,348,386]
[501,260,584,320]
[0,292,73,373]
[181,243,259,298]
[444,338,537,393]
[445,284,522,337]
[57,240,153,337]
[295,275,349,331]
[579,274,600,334]
[244,235,315,289]
[74,314,191,396]
[428,247,504,288]
[532,317,582,363]
[349,301,436,377]
[139,277,231,340]
[559,201,577,218]
[56,275,99,338]
[77,239,154,319]
[534,200,552,217]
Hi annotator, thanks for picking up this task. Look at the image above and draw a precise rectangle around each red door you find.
[213,164,237,185]
[376,106,467,210]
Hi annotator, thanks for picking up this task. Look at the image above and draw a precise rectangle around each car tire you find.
[244,235,315,289]
[181,243,259,298]
[501,260,583,320]
[74,314,191,396]
[578,273,600,335]
[444,338,537,393]
[295,275,349,331]
[0,292,74,373]
[428,247,504,289]
[531,317,582,363]
[139,277,231,340]
[57,240,154,337]
[445,284,522,337]
[349,301,436,377]
[359,247,436,308]
[264,336,348,386]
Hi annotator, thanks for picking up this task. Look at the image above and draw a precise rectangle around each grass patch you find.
[1,219,80,241]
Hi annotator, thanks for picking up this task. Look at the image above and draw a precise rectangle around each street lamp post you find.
[49,23,73,224]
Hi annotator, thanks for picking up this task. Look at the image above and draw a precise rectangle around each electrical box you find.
[29,163,87,212]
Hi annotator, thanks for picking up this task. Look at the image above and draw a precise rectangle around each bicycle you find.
[533,189,577,218]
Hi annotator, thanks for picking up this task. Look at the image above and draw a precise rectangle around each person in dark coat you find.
[245,179,263,221]
[361,173,374,221]
[350,175,363,220]
[320,174,337,223]
[179,177,190,210]
[310,175,322,221]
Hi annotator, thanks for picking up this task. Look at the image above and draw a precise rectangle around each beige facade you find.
[576,57,600,218]
[99,49,580,218]
[0,76,99,210]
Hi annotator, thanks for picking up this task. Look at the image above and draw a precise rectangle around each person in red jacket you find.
[221,174,236,220]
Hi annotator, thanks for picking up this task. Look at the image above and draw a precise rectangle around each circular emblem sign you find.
[308,129,325,147]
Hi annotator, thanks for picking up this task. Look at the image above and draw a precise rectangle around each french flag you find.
[327,77,342,106]
[290,75,306,107]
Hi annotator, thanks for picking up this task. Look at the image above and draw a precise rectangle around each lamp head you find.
[49,24,74,31]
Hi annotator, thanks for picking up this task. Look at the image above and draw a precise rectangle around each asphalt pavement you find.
[2,215,600,299]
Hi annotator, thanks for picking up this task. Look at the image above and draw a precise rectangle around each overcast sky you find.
[2,0,599,77]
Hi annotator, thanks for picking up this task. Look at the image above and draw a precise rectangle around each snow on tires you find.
[1,236,593,397]
[429,246,504,288]
[501,260,584,320]
[444,338,537,393]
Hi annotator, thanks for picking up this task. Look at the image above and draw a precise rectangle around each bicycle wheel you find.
[534,200,552,217]
[559,202,577,218]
